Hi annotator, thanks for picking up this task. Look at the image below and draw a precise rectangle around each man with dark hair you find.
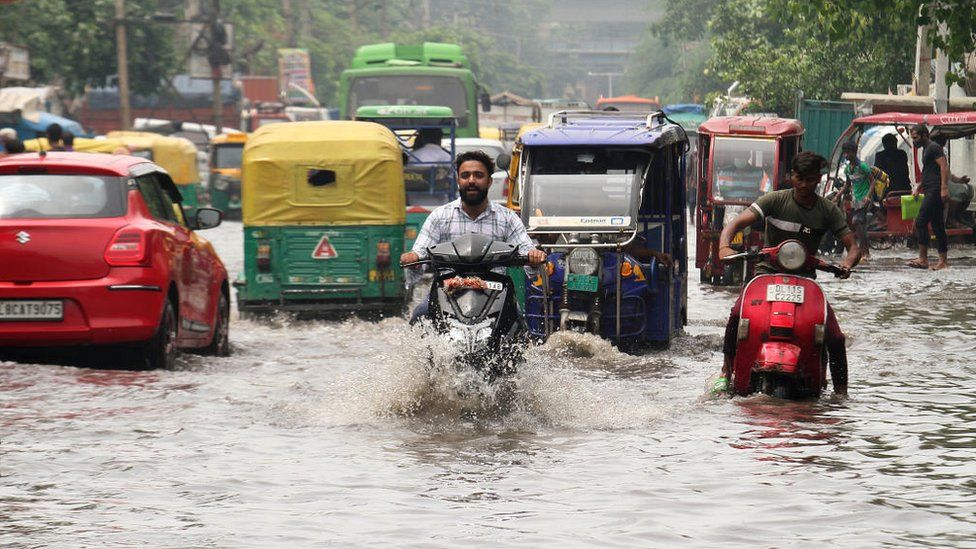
[840,141,876,259]
[712,151,861,396]
[400,150,545,318]
[410,128,451,164]
[874,133,911,195]
[401,150,542,268]
[908,124,949,270]
[1,138,26,155]
[61,131,75,151]
[45,123,65,151]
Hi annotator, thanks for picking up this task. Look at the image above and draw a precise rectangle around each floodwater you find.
[2,221,975,547]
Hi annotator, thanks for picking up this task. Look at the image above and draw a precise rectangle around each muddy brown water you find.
[2,221,975,547]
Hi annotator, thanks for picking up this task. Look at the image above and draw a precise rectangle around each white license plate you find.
[0,300,64,320]
[766,284,804,303]
[483,281,503,291]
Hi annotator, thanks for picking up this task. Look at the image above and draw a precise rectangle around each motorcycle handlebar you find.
[399,255,530,270]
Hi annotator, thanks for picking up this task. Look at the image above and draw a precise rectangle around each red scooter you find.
[722,240,848,399]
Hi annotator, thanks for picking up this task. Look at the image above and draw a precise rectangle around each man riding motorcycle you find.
[713,152,862,395]
[400,150,546,319]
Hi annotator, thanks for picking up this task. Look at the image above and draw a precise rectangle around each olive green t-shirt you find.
[749,189,852,277]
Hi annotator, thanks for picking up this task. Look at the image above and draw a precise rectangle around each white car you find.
[443,137,511,203]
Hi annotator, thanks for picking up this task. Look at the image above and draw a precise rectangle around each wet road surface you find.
[2,220,975,547]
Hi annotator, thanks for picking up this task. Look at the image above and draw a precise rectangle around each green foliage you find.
[0,0,178,97]
[781,0,976,87]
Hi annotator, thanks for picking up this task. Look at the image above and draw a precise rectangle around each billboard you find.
[278,48,315,103]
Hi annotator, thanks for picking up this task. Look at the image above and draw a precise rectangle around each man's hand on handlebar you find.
[527,248,546,267]
[836,265,852,279]
[718,245,737,261]
[400,251,420,268]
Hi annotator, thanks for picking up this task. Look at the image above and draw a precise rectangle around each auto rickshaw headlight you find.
[568,247,599,275]
[777,240,807,271]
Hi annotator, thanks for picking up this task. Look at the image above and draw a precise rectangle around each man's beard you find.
[460,186,488,206]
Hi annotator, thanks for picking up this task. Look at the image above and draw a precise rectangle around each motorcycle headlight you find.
[213,176,231,191]
[568,247,600,275]
[777,240,807,271]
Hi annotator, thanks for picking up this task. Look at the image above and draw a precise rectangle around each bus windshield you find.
[349,75,468,129]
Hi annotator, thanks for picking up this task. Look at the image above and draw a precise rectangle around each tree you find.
[0,0,178,100]
[781,0,976,89]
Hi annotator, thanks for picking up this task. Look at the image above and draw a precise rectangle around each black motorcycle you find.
[402,234,528,381]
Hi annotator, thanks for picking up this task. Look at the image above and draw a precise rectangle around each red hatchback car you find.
[0,152,230,368]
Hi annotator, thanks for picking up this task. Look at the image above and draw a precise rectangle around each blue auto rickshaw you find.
[516,110,690,349]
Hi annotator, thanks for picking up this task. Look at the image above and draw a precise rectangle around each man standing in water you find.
[908,125,950,270]
[400,150,546,317]
[713,152,861,396]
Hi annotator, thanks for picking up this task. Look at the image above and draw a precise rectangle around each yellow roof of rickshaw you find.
[517,122,545,139]
[22,136,130,154]
[210,132,249,145]
[106,131,200,185]
[242,121,405,226]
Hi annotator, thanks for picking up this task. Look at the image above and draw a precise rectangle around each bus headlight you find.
[568,247,599,275]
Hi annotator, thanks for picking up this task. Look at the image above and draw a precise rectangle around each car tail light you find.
[376,241,391,269]
[104,227,150,266]
[256,243,272,272]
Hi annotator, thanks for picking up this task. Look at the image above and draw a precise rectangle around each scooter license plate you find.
[766,284,804,303]
[566,274,598,292]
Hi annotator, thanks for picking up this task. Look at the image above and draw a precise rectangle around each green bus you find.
[339,42,488,138]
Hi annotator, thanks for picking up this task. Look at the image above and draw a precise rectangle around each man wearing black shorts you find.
[908,125,950,270]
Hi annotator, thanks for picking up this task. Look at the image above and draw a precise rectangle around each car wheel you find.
[142,298,178,369]
[203,293,231,356]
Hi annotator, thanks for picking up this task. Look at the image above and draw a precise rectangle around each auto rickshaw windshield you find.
[712,136,776,202]
[213,144,244,169]
[523,146,648,226]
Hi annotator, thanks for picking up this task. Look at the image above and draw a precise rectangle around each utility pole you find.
[914,22,931,97]
[115,0,131,129]
[207,0,224,130]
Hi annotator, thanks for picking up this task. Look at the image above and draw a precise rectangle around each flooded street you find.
[2,220,975,547]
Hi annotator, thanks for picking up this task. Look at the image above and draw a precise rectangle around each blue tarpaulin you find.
[2,111,89,139]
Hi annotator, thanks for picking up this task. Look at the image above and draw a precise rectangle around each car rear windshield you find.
[0,174,126,219]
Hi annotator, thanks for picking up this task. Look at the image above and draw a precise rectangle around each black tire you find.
[869,237,893,251]
[141,298,178,369]
[202,292,230,356]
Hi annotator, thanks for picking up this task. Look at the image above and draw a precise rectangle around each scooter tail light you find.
[104,227,150,266]
[814,323,825,345]
[256,242,272,272]
[737,318,750,340]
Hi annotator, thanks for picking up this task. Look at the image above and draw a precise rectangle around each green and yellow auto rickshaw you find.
[208,132,248,219]
[107,131,204,210]
[234,120,407,316]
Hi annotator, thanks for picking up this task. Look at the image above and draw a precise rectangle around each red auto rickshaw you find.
[825,111,976,249]
[695,116,805,285]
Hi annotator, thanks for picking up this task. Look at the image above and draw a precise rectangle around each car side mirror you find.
[495,152,511,171]
[480,90,491,112]
[195,207,222,230]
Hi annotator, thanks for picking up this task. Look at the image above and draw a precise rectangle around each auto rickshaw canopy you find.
[242,120,405,226]
[22,136,130,154]
[107,131,200,185]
